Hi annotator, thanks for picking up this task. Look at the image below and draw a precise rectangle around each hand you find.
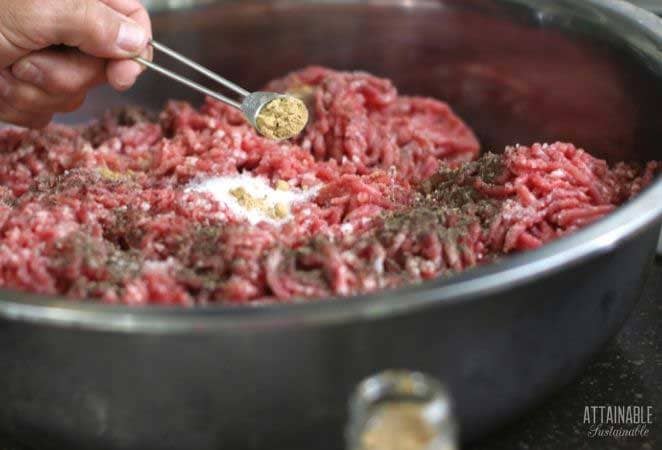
[0,0,152,128]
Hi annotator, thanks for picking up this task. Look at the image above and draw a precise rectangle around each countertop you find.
[468,257,661,450]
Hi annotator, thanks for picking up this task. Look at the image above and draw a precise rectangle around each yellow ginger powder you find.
[255,96,309,140]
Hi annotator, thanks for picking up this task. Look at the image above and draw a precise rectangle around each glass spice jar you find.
[346,370,458,450]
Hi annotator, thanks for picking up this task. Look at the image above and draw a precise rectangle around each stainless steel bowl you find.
[629,0,662,14]
[140,0,217,12]
[1,1,661,450]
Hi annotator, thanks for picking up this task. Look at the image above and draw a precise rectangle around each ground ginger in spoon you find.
[255,95,309,140]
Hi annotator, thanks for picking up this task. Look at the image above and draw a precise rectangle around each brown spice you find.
[273,202,289,219]
[255,96,309,140]
[276,179,290,191]
[230,186,290,220]
[97,167,127,182]
[230,186,269,212]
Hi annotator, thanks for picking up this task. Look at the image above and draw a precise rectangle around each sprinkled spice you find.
[273,202,289,219]
[187,173,318,225]
[228,186,291,221]
[276,179,290,191]
[0,66,657,305]
[229,186,269,212]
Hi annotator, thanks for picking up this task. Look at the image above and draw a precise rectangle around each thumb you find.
[7,0,149,59]
[55,0,149,57]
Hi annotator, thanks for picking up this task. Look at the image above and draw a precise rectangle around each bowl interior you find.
[61,0,662,164]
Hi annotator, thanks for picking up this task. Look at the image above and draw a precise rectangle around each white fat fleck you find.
[186,173,319,225]
[373,255,385,274]
[144,258,174,272]
[340,223,354,234]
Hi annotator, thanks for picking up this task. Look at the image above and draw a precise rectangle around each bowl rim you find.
[0,0,661,333]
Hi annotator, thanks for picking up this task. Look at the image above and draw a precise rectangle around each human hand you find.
[0,0,152,128]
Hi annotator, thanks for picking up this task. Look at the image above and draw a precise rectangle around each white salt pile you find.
[187,173,317,225]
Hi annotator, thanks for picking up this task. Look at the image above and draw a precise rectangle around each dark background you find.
[469,258,661,450]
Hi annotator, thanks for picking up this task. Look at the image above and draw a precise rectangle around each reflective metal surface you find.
[629,0,662,14]
[140,0,217,11]
[0,1,661,450]
[30,0,662,328]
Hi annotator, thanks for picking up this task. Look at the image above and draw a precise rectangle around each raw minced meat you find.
[0,67,657,305]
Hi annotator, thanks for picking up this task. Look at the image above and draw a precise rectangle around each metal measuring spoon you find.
[135,41,309,140]
[241,92,309,141]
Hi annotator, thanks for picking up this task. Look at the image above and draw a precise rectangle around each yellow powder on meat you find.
[98,167,127,181]
[273,202,289,219]
[276,180,290,191]
[256,96,309,140]
[230,186,290,221]
[230,187,268,212]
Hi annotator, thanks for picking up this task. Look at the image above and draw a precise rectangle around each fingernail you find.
[116,22,148,52]
[12,60,43,86]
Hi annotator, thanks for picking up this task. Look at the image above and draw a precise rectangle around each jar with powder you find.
[346,371,458,450]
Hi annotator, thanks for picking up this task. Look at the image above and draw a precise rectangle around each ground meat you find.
[0,67,657,305]
[267,66,480,179]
